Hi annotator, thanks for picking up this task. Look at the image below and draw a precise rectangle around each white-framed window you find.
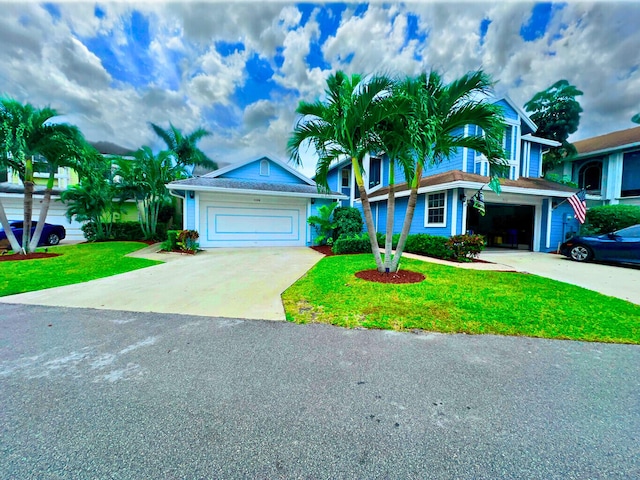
[368,156,382,189]
[341,168,350,188]
[260,159,270,176]
[425,191,447,227]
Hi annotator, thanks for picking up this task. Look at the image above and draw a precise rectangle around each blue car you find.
[560,224,640,264]
[0,220,66,247]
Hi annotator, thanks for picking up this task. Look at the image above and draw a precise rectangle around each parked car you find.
[0,220,66,247]
[560,224,640,264]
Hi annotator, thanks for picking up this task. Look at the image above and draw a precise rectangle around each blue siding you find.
[326,167,341,192]
[423,148,464,176]
[495,99,519,122]
[186,195,196,230]
[539,201,580,252]
[221,158,307,185]
[528,143,542,178]
[308,199,335,245]
[540,198,550,251]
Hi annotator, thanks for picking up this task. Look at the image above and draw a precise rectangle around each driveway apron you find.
[0,247,323,320]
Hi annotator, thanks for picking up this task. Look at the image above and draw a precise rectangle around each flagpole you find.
[552,188,585,211]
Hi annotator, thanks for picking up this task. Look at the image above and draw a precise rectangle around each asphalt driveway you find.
[1,304,638,479]
[479,250,640,305]
[0,247,322,320]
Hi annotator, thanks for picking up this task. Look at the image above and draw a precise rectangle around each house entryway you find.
[467,204,534,250]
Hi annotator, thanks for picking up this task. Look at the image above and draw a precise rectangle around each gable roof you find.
[573,126,640,156]
[203,156,315,186]
[494,96,538,131]
[369,170,577,200]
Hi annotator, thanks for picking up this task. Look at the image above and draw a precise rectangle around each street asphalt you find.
[1,303,638,479]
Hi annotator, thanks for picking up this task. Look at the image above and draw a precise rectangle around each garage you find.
[199,195,307,247]
[467,203,535,250]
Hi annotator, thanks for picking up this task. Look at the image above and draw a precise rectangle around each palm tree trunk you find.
[353,158,384,271]
[391,164,423,272]
[0,200,23,252]
[29,170,55,251]
[22,157,34,253]
[384,159,395,272]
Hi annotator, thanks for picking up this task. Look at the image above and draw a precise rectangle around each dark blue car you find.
[0,220,66,247]
[560,224,640,264]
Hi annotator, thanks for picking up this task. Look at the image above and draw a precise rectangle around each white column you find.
[605,153,623,204]
[546,198,552,249]
[451,190,458,236]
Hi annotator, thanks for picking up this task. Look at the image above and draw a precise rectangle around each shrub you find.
[333,207,363,240]
[160,230,181,252]
[177,230,200,253]
[445,234,486,262]
[308,203,338,245]
[332,233,372,254]
[81,221,167,242]
[377,233,401,249]
[81,222,100,242]
[405,234,452,259]
[583,204,640,234]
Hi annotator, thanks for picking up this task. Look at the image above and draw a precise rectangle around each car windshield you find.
[614,225,640,238]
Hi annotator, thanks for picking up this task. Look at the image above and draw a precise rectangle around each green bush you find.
[332,233,372,254]
[445,234,486,262]
[161,230,181,251]
[377,233,400,249]
[333,207,363,240]
[405,234,452,259]
[583,204,640,234]
[81,221,168,242]
[177,230,199,253]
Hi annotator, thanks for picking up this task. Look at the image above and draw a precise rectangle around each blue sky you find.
[1,1,639,176]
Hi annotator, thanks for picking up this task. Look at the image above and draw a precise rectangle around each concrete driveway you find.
[0,247,322,320]
[479,250,640,305]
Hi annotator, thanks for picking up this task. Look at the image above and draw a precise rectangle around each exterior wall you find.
[543,202,580,252]
[423,148,464,176]
[495,99,519,122]
[220,158,306,185]
[528,143,542,178]
[308,199,336,245]
[185,194,196,230]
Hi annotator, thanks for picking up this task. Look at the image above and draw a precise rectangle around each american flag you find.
[568,189,587,224]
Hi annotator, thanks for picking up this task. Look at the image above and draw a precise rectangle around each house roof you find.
[203,155,316,186]
[89,141,135,156]
[369,170,577,200]
[167,176,346,199]
[573,126,640,156]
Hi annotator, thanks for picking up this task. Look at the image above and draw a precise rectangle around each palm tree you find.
[288,71,404,271]
[0,97,88,253]
[150,122,217,171]
[389,71,507,272]
[115,147,186,240]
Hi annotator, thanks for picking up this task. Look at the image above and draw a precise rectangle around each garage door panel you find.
[214,208,296,236]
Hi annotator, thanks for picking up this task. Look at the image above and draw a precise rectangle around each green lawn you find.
[283,254,640,344]
[0,242,162,297]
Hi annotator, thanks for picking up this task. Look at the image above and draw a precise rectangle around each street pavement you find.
[1,304,638,479]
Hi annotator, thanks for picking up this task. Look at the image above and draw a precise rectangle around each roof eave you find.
[166,183,346,200]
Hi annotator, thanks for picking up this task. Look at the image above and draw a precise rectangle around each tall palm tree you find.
[115,147,186,240]
[0,97,88,253]
[150,122,217,171]
[389,71,507,272]
[288,71,403,271]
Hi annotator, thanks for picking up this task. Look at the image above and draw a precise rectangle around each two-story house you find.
[554,126,640,207]
[324,97,582,252]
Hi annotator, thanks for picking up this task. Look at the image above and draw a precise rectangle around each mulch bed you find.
[0,252,61,262]
[310,245,335,256]
[355,269,425,284]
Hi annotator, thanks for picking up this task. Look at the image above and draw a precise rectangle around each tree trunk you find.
[352,158,384,271]
[0,200,23,252]
[384,159,395,272]
[22,157,34,253]
[29,170,55,251]
[391,164,423,272]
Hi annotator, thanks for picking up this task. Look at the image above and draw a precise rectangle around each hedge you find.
[583,204,640,234]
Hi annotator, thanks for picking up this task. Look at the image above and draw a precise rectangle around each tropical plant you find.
[524,80,583,173]
[150,122,218,171]
[115,147,186,240]
[288,71,403,271]
[388,71,507,272]
[307,202,338,245]
[62,151,125,241]
[332,206,364,240]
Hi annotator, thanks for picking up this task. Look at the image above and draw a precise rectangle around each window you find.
[621,151,640,197]
[425,192,446,226]
[369,157,381,188]
[577,160,602,194]
[260,159,270,176]
[341,168,350,188]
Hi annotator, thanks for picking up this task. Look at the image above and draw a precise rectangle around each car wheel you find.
[47,233,61,246]
[569,244,592,262]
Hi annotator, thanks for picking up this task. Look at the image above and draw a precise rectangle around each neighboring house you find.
[0,158,85,240]
[0,141,137,241]
[553,126,640,207]
[167,156,346,247]
[324,97,582,252]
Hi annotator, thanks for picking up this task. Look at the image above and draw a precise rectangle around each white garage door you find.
[199,194,308,247]
[1,194,84,241]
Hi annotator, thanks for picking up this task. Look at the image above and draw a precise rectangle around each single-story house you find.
[167,156,345,247]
